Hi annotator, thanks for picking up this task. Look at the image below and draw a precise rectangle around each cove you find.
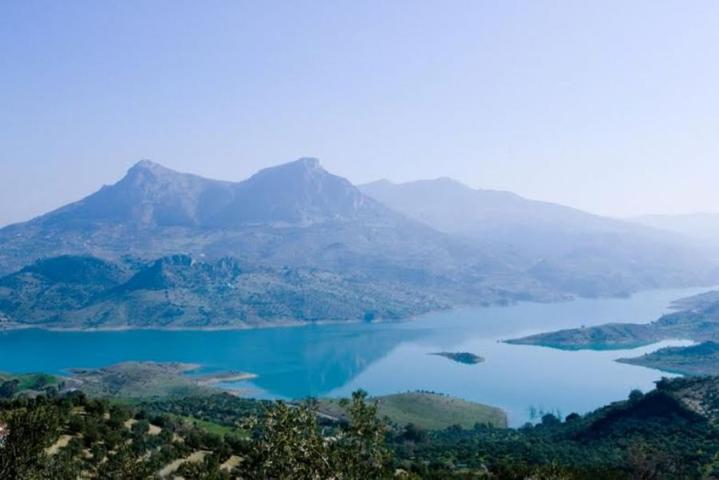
[0,286,705,426]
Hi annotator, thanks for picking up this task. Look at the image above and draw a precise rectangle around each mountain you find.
[631,213,719,245]
[22,157,376,231]
[0,159,469,276]
[0,160,567,330]
[0,159,714,330]
[360,178,614,242]
[360,178,715,296]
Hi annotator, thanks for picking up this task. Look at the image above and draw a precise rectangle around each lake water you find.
[0,287,705,426]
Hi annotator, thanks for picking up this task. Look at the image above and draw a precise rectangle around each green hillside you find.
[318,391,507,429]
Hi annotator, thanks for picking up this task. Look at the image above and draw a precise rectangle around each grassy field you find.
[176,414,242,436]
[318,391,507,430]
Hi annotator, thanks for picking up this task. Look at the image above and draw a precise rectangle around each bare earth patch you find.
[220,455,242,471]
[159,450,209,478]
[46,434,74,455]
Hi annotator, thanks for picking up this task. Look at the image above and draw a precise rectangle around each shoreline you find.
[0,317,389,333]
[0,285,713,334]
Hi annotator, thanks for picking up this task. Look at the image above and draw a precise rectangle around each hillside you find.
[0,254,449,329]
[67,362,216,399]
[5,375,719,478]
[360,178,714,297]
[618,342,719,376]
[317,391,507,429]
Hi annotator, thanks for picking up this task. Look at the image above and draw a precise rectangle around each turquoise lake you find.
[0,287,706,426]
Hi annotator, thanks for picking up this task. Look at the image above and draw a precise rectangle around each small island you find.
[430,351,484,365]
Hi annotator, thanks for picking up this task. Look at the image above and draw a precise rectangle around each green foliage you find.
[176,454,230,479]
[0,403,61,479]
[243,390,392,479]
[142,392,269,427]
[96,444,158,480]
[333,390,392,478]
[3,378,719,479]
[243,400,332,479]
[0,381,19,399]
[0,372,60,399]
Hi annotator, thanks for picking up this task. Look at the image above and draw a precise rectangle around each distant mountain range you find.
[0,158,715,329]
[631,213,719,244]
[360,178,715,296]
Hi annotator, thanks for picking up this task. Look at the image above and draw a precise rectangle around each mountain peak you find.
[10,156,383,236]
[213,157,375,226]
[295,157,320,168]
[126,159,176,177]
[255,157,323,176]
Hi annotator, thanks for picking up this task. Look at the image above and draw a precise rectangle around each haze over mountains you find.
[360,178,714,296]
[0,158,715,329]
[631,213,719,245]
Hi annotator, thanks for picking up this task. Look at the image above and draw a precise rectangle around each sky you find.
[1,0,719,226]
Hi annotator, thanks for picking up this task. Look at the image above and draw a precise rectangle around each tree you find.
[131,419,151,436]
[242,400,332,480]
[177,455,229,480]
[0,405,61,479]
[95,444,157,480]
[629,389,645,403]
[242,390,392,480]
[0,380,19,399]
[541,413,561,427]
[332,390,392,479]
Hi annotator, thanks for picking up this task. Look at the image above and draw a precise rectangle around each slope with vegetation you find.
[4,375,719,478]
[618,341,719,376]
[0,254,446,328]
[317,391,506,430]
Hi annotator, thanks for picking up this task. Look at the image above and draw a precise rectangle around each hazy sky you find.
[2,0,719,226]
